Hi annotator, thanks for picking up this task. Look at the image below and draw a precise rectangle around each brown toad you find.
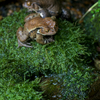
[16,13,58,48]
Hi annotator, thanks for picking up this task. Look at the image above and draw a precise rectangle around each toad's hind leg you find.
[17,39,33,48]
[16,27,33,48]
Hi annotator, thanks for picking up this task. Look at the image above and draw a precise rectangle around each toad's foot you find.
[36,34,54,44]
[44,37,54,44]
[17,39,33,48]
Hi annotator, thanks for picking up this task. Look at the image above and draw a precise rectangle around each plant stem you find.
[79,2,98,22]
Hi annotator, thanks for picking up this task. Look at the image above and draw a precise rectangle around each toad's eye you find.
[27,2,31,6]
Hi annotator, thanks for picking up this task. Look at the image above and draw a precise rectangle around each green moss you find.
[0,9,95,99]
[39,64,95,100]
[0,9,88,74]
[0,78,43,100]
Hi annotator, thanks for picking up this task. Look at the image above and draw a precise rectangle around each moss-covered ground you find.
[0,9,96,100]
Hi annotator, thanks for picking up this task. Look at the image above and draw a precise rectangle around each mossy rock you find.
[0,9,87,74]
[0,9,96,100]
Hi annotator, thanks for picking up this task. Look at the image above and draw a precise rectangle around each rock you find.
[88,76,100,100]
[94,59,100,70]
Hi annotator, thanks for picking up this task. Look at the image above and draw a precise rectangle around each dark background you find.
[0,0,98,20]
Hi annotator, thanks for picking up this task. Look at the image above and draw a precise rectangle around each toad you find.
[16,13,58,48]
[23,0,70,19]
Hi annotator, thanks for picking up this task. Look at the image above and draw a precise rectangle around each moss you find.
[40,64,95,100]
[0,78,43,100]
[0,9,96,99]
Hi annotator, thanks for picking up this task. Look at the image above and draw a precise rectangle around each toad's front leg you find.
[36,33,54,44]
[16,27,33,48]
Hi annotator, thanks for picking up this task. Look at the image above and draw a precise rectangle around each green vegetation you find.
[0,78,43,100]
[84,2,100,40]
[83,1,100,58]
[0,9,96,99]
